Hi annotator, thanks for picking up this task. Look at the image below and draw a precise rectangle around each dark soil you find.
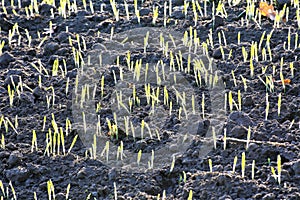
[0,0,299,199]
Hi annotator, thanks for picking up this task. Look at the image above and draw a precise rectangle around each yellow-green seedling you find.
[212,127,217,149]
[265,93,269,120]
[7,85,14,107]
[277,155,282,184]
[187,190,193,200]
[5,117,18,134]
[152,6,158,25]
[170,155,176,172]
[0,40,5,55]
[148,149,154,169]
[278,93,282,116]
[238,90,242,111]
[252,160,255,180]
[223,128,227,150]
[232,156,237,174]
[47,179,55,200]
[0,134,5,149]
[202,93,205,118]
[114,182,118,200]
[66,183,71,200]
[208,158,213,172]
[9,181,17,200]
[241,152,246,178]
[137,149,142,166]
[67,134,78,155]
[100,141,110,162]
[246,126,251,150]
[31,130,38,152]
[124,0,129,20]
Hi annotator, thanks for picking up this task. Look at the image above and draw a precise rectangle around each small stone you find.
[43,42,59,56]
[262,193,275,200]
[4,75,21,87]
[32,86,46,99]
[0,52,15,67]
[228,111,254,127]
[4,167,30,183]
[243,96,254,106]
[7,151,23,168]
[292,159,300,175]
[230,125,247,139]
[172,0,185,6]
[19,92,35,105]
[108,168,118,181]
[39,3,56,16]
[213,16,225,29]
[57,32,71,43]
[171,10,185,19]
[77,167,87,179]
[276,0,291,7]
[212,47,223,59]
[140,8,151,16]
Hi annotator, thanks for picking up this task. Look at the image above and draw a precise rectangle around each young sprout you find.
[0,40,4,55]
[9,181,17,200]
[277,155,282,184]
[137,149,142,166]
[202,93,205,118]
[164,2,167,27]
[208,159,213,172]
[114,182,118,200]
[278,93,282,116]
[170,155,176,172]
[7,85,14,107]
[238,90,242,111]
[252,160,255,180]
[242,46,247,62]
[47,179,55,200]
[183,1,190,17]
[110,0,119,21]
[271,165,277,182]
[246,126,251,150]
[66,184,71,200]
[249,59,254,77]
[265,93,269,120]
[240,75,247,91]
[187,190,193,200]
[67,135,78,155]
[90,0,94,14]
[152,6,159,25]
[223,128,227,150]
[212,127,217,149]
[31,130,38,152]
[1,134,5,149]
[101,75,105,98]
[124,0,129,20]
[241,152,246,178]
[228,91,233,112]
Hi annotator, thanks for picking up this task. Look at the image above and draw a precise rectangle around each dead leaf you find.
[259,2,276,20]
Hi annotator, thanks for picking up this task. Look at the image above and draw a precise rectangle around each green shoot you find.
[31,130,38,152]
[246,126,251,150]
[170,155,175,172]
[252,160,255,180]
[187,190,193,200]
[67,135,78,155]
[277,155,281,184]
[241,152,246,178]
[137,150,142,166]
[265,93,269,120]
[278,93,281,116]
[208,159,212,172]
